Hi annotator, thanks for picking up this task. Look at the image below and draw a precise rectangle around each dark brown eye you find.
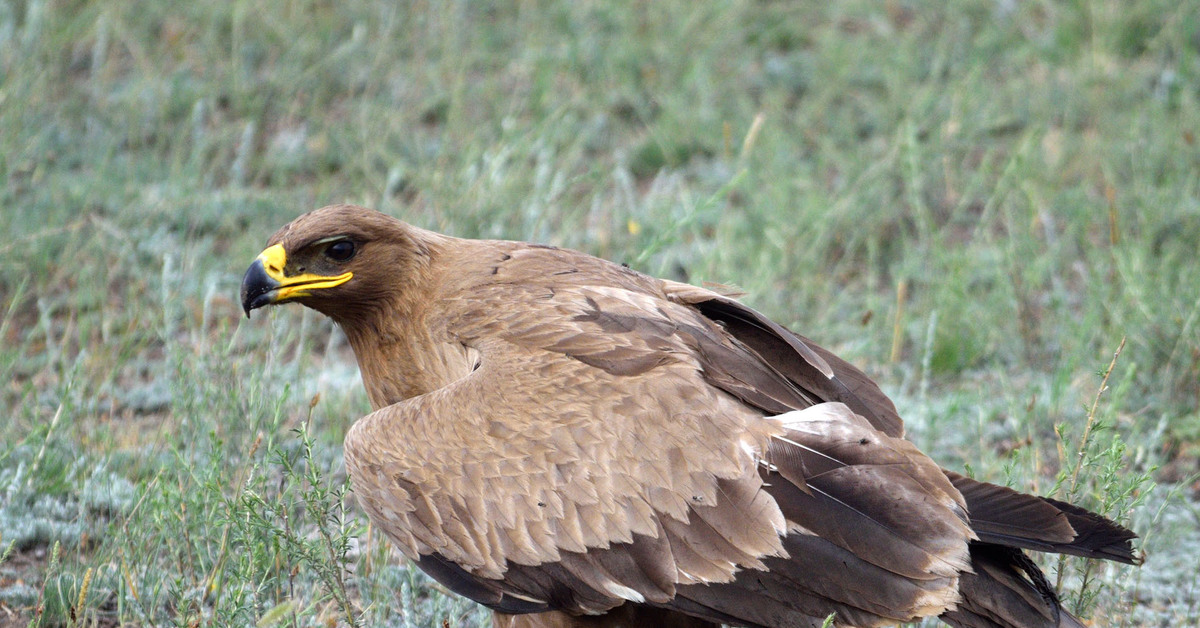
[325,240,356,262]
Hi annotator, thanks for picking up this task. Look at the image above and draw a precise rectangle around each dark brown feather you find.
[670,290,905,438]
[1039,497,1140,564]
[947,471,1139,564]
[940,544,1086,628]
[670,531,964,627]
[946,472,1076,546]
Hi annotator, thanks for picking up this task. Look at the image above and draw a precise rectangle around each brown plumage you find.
[240,204,1139,628]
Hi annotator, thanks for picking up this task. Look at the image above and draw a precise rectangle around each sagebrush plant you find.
[1049,340,1155,618]
[224,397,361,628]
[2,0,1196,626]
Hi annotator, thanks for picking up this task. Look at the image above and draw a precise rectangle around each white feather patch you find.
[768,402,858,429]
[602,581,646,603]
[500,588,549,604]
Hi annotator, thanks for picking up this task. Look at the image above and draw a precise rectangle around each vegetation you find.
[1,1,1197,625]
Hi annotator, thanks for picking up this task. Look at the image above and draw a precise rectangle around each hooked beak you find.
[240,244,352,317]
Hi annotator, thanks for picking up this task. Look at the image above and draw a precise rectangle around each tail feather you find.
[946,471,1139,564]
[1041,496,1141,564]
[942,472,1139,627]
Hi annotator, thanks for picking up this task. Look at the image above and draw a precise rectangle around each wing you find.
[346,271,791,608]
[662,280,905,438]
[342,246,977,624]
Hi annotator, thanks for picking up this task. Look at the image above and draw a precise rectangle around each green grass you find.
[1,1,1198,626]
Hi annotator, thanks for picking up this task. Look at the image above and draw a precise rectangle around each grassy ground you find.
[1,0,1198,626]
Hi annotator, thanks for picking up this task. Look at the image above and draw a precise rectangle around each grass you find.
[1,0,1198,625]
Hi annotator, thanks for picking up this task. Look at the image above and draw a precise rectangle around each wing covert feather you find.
[344,271,794,611]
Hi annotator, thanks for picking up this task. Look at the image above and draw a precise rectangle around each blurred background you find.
[1,1,1198,626]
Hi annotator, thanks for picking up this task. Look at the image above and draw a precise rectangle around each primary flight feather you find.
[241,204,1138,628]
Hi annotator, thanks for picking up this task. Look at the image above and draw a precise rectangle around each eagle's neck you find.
[335,234,477,410]
[340,314,476,410]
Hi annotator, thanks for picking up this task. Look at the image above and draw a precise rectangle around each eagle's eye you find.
[325,240,356,262]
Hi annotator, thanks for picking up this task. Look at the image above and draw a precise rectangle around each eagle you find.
[240,204,1138,628]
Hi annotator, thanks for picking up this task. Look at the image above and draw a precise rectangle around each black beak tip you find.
[240,259,278,319]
